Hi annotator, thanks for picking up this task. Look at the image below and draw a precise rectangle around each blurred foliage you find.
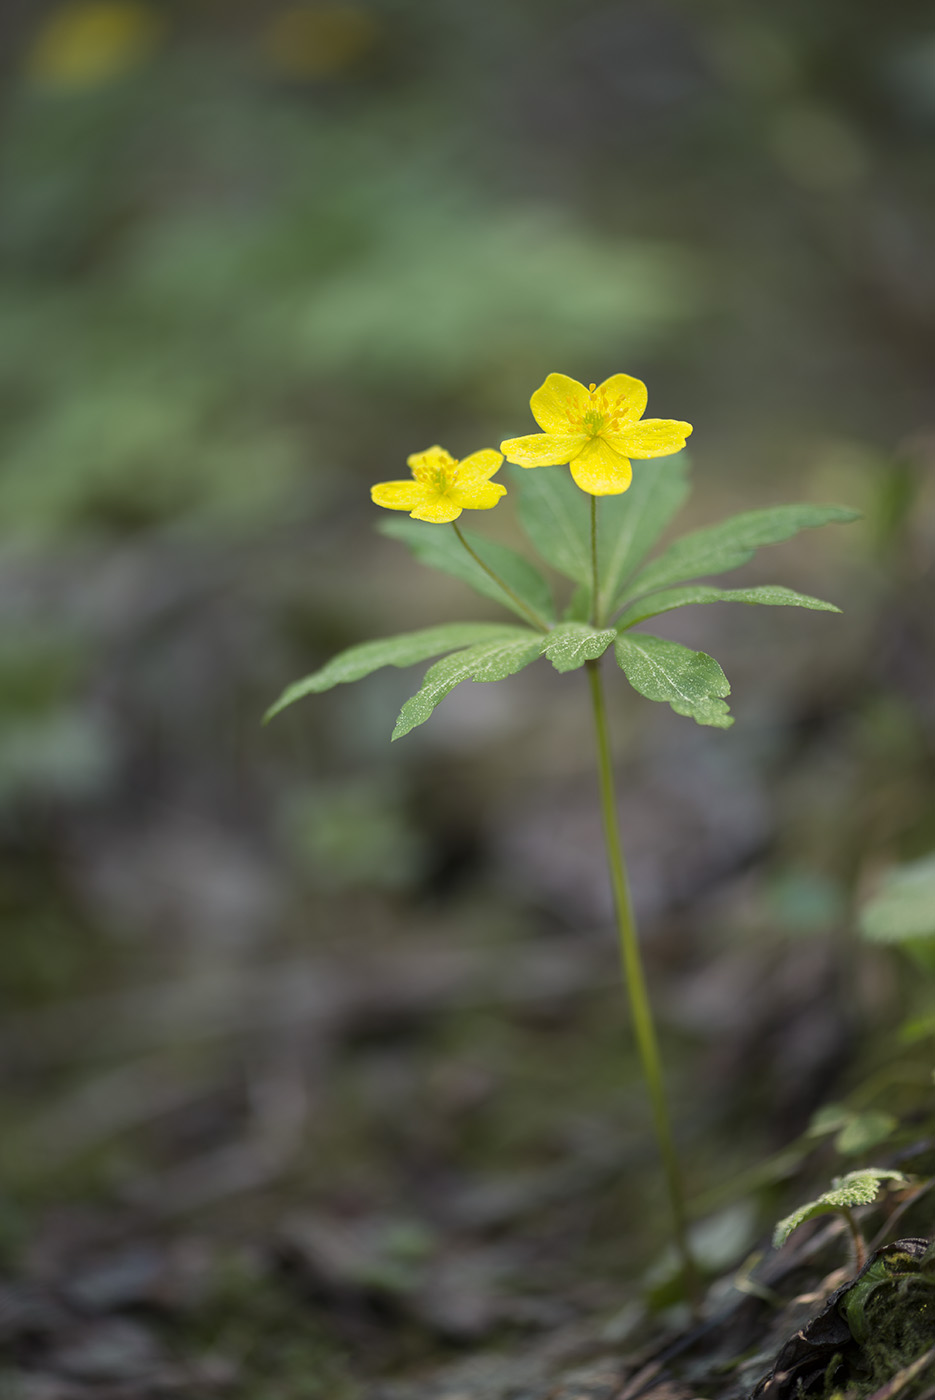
[807,1103,899,1157]
[0,630,112,804]
[284,776,426,889]
[0,8,701,544]
[861,856,935,946]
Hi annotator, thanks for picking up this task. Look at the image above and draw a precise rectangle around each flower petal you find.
[568,437,632,495]
[500,432,588,467]
[597,373,648,425]
[410,496,463,524]
[455,449,504,485]
[613,419,692,460]
[371,480,425,511]
[450,481,506,511]
[407,444,456,472]
[530,374,590,433]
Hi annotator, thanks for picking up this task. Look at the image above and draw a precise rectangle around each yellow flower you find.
[500,372,692,496]
[371,446,506,524]
[26,2,164,90]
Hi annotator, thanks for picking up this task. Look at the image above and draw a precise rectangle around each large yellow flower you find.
[371,446,506,524]
[500,373,692,496]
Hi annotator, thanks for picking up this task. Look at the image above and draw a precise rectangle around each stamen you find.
[588,383,596,393]
[410,446,459,491]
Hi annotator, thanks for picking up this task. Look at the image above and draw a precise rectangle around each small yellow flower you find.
[26,1,164,90]
[371,446,506,524]
[500,372,692,496]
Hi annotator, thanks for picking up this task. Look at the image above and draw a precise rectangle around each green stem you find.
[842,1206,867,1272]
[585,656,698,1300]
[590,494,600,626]
[452,522,550,633]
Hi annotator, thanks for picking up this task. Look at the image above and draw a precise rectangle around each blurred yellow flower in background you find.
[26,1,164,90]
[501,372,692,496]
[262,5,378,81]
[371,446,505,525]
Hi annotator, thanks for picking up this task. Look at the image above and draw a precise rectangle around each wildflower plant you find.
[773,1170,910,1270]
[267,371,858,1290]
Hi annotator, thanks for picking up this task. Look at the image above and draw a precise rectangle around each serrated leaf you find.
[772,1170,909,1250]
[614,633,733,728]
[516,466,591,585]
[615,583,841,630]
[601,455,690,616]
[541,622,616,673]
[859,855,935,943]
[624,504,860,601]
[380,517,555,625]
[264,622,522,721]
[392,631,543,739]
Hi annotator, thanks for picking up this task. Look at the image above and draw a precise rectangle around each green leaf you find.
[601,455,690,616]
[516,457,691,613]
[805,1104,898,1154]
[380,518,556,624]
[562,583,592,623]
[772,1170,909,1250]
[616,583,841,630]
[898,1012,935,1044]
[859,855,935,943]
[614,633,733,728]
[624,504,860,600]
[541,622,616,674]
[806,1104,854,1139]
[264,622,524,721]
[835,1112,897,1157]
[392,631,542,739]
[516,466,591,585]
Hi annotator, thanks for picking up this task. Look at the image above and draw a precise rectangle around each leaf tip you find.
[391,713,413,741]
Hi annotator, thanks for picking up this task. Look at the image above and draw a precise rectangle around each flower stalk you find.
[585,654,698,1299]
[590,494,599,626]
[451,523,550,633]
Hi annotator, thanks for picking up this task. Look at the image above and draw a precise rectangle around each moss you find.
[852,1272,935,1397]
[818,1251,935,1399]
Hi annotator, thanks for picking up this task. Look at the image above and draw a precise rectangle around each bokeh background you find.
[1,3,934,1397]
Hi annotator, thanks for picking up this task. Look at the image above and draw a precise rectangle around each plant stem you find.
[842,1206,867,1272]
[585,656,698,1299]
[590,494,599,625]
[451,523,550,633]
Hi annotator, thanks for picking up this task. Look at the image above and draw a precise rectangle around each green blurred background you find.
[1,2,934,1394]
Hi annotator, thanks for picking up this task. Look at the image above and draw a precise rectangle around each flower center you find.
[411,449,457,493]
[414,464,450,490]
[576,384,626,438]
